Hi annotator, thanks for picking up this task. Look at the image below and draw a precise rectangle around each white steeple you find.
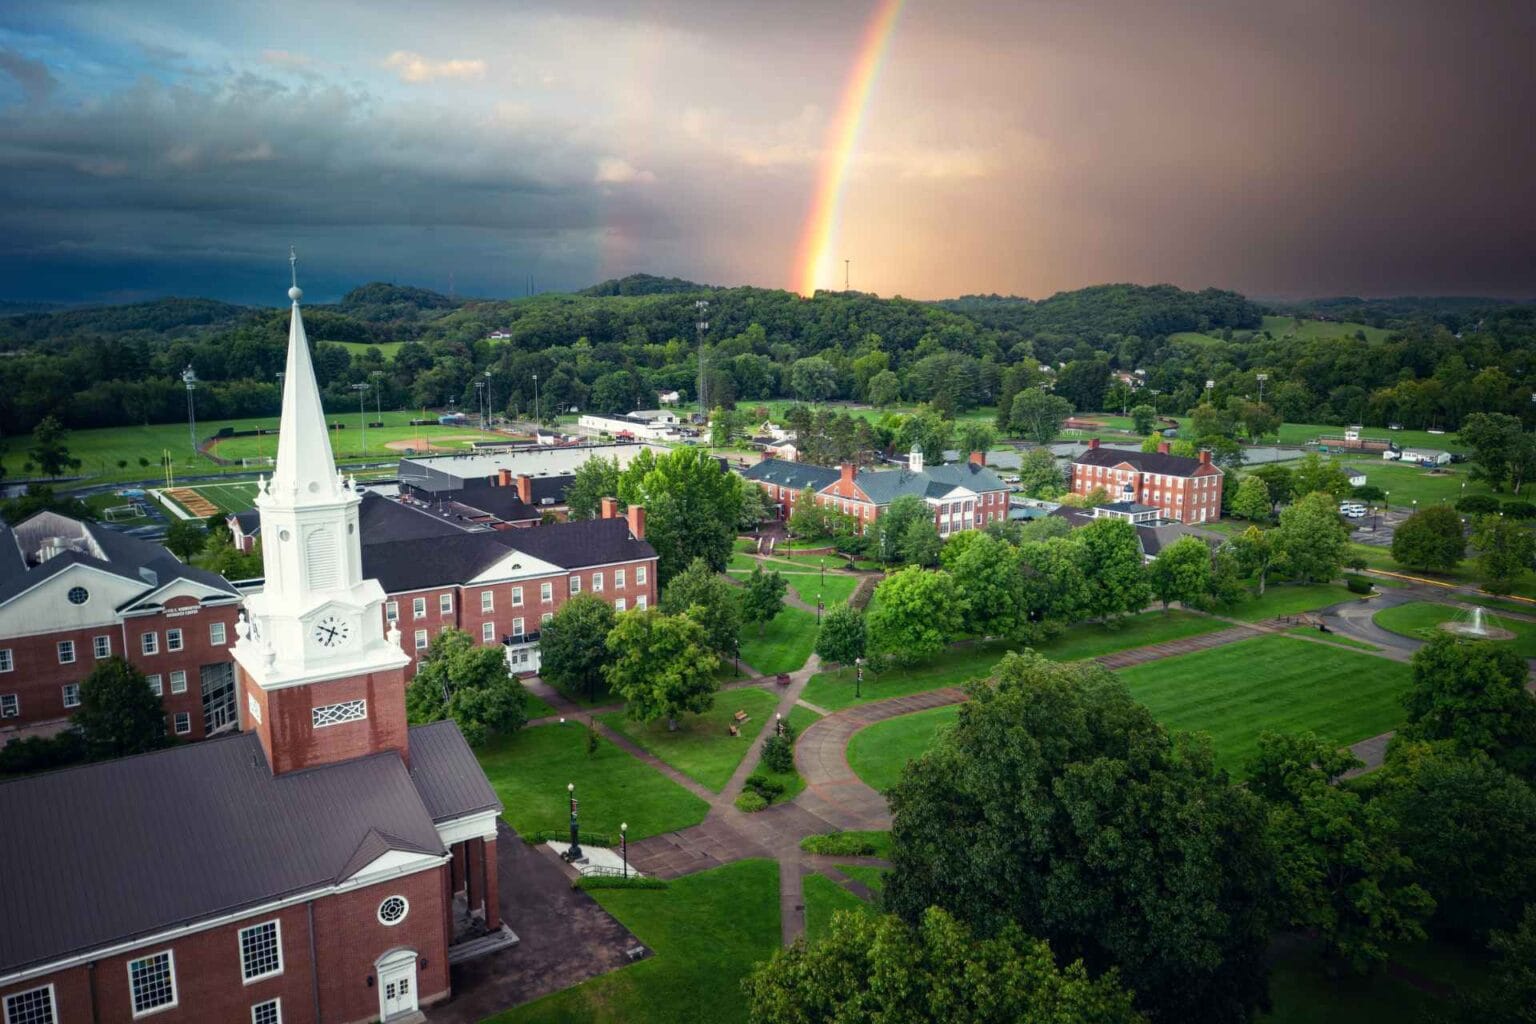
[233,252,407,692]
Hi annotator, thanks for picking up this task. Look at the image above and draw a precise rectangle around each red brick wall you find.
[1069,463,1223,525]
[241,664,410,775]
[0,967,93,1024]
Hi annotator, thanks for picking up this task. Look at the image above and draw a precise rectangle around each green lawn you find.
[1261,936,1490,1024]
[835,863,888,896]
[1117,635,1413,773]
[1037,609,1229,659]
[520,686,557,719]
[1373,601,1536,657]
[848,704,959,792]
[491,859,781,1024]
[476,723,709,841]
[1227,583,1361,621]
[739,605,818,675]
[1329,458,1489,508]
[783,573,859,608]
[749,704,823,805]
[332,339,404,360]
[803,874,877,942]
[1283,626,1380,653]
[597,686,780,792]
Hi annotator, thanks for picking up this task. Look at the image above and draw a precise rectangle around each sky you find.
[0,0,1533,306]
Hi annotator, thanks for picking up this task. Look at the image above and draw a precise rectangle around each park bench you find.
[775,673,791,687]
[732,710,750,723]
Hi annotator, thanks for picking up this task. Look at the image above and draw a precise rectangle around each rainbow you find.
[792,0,904,297]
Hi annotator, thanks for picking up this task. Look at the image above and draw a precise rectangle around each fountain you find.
[1439,605,1515,641]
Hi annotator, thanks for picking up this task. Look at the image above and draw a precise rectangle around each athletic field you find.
[160,481,261,517]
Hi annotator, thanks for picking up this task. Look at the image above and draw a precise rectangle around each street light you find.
[620,822,628,879]
[817,594,823,625]
[733,636,740,677]
[820,559,825,584]
[774,712,784,737]
[855,656,864,699]
[563,782,583,862]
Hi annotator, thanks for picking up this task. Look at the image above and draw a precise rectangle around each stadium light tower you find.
[473,379,486,432]
[532,372,539,425]
[484,369,494,430]
[181,366,199,453]
[1256,373,1269,404]
[695,300,710,414]
[351,382,369,456]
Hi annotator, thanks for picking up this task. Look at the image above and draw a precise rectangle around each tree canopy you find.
[404,628,527,746]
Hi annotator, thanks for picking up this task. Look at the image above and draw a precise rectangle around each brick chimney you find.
[1088,438,1100,450]
[1157,441,1170,454]
[498,468,512,487]
[840,462,856,487]
[1198,450,1211,464]
[968,451,985,467]
[516,474,532,504]
[600,496,619,519]
[626,504,646,540]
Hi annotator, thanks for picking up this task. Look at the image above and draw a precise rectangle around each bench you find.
[732,710,750,723]
[775,673,791,687]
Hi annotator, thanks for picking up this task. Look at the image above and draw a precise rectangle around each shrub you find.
[1502,501,1536,520]
[744,773,785,802]
[520,829,617,847]
[735,791,768,813]
[800,831,885,856]
[574,875,667,891]
[1345,574,1373,594]
[1458,494,1501,515]
[761,731,796,774]
[0,730,87,775]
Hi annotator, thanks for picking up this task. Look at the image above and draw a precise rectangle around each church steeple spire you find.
[269,248,344,504]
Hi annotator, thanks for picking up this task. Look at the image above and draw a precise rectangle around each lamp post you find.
[352,382,369,457]
[564,782,583,862]
[1384,490,1390,513]
[371,370,384,426]
[620,822,628,879]
[817,595,823,625]
[820,559,825,584]
[774,712,784,737]
[855,656,864,699]
[733,636,740,677]
[532,372,540,426]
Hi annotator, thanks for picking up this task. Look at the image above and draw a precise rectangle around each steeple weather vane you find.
[288,245,302,302]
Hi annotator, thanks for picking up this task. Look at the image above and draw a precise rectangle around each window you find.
[439,593,453,614]
[636,566,647,586]
[615,598,626,612]
[412,597,426,619]
[311,699,367,728]
[166,629,183,653]
[0,694,16,718]
[512,617,524,637]
[173,712,191,735]
[540,613,553,625]
[540,582,553,603]
[385,600,399,623]
[377,894,409,925]
[251,1000,282,1024]
[210,622,227,646]
[67,586,89,606]
[481,590,494,613]
[94,635,112,659]
[414,629,428,651]
[62,683,80,709]
[482,621,495,643]
[635,595,647,610]
[569,576,581,595]
[170,670,187,694]
[511,586,523,607]
[615,569,626,589]
[141,632,159,656]
[146,674,163,696]
[57,641,75,665]
[0,649,10,672]
[592,572,603,593]
[4,985,55,1024]
[128,950,177,1016]
[239,920,283,982]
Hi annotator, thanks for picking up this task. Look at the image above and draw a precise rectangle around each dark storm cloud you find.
[0,48,58,102]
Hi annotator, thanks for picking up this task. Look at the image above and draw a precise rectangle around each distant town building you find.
[658,390,682,406]
[1069,438,1224,525]
[577,412,687,441]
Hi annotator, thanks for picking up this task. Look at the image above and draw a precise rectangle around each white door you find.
[378,953,418,1020]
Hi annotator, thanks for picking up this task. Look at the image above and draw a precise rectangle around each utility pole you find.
[484,370,494,431]
[695,300,710,415]
[474,379,486,432]
[532,372,540,426]
[182,366,198,453]
[1256,373,1268,405]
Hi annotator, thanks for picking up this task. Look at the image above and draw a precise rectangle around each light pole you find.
[817,594,823,625]
[855,656,864,699]
[473,379,486,432]
[371,370,384,425]
[484,370,494,430]
[820,559,825,584]
[774,712,783,737]
[564,782,583,862]
[620,822,628,879]
[1384,490,1390,513]
[182,366,198,453]
[1256,373,1268,405]
[352,382,369,457]
[532,372,540,426]
[733,636,740,677]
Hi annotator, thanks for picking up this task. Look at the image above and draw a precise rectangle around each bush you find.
[760,731,796,774]
[744,773,785,802]
[1345,574,1374,594]
[1458,494,1501,515]
[800,831,883,856]
[0,730,87,775]
[520,829,617,847]
[574,875,667,891]
[1502,501,1536,520]
[735,791,769,813]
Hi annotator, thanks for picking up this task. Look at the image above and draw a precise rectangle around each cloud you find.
[382,50,486,83]
[0,49,59,103]
[595,157,655,184]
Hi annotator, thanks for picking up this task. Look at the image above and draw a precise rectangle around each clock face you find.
[312,614,351,649]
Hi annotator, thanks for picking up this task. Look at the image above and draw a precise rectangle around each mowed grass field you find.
[596,685,780,792]
[1373,601,1536,657]
[162,481,260,516]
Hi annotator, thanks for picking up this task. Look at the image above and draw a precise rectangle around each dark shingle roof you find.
[741,459,840,492]
[363,534,511,592]
[1074,447,1208,476]
[232,508,261,534]
[489,516,654,569]
[0,733,444,974]
[431,487,540,523]
[409,721,503,822]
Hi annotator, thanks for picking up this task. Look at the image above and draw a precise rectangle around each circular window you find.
[378,895,408,926]
[279,529,292,542]
[67,586,89,605]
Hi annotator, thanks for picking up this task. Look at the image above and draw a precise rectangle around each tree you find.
[1390,504,1465,571]
[1230,525,1282,595]
[895,409,953,466]
[28,415,78,478]
[537,594,617,702]
[1189,401,1236,440]
[898,516,943,567]
[1375,741,1536,938]
[404,628,527,746]
[604,610,719,730]
[1130,403,1158,435]
[789,356,839,403]
[740,566,787,637]
[1455,906,1536,1024]
[1016,447,1063,498]
[1234,400,1281,442]
[709,406,741,448]
[1273,491,1348,583]
[71,657,169,760]
[1290,452,1353,499]
[866,368,902,407]
[885,652,1274,1024]
[1146,536,1211,610]
[621,446,743,582]
[867,567,962,664]
[1459,411,1524,490]
[814,604,867,667]
[1076,518,1151,620]
[162,519,206,561]
[872,494,929,564]
[1250,463,1296,511]
[955,421,995,457]
[1472,514,1536,593]
[945,531,1027,637]
[0,485,93,526]
[1399,632,1536,779]
[661,557,742,654]
[1229,475,1272,521]
[1246,733,1432,972]
[1009,388,1073,444]
[737,486,774,531]
[744,907,1145,1024]
[565,455,621,520]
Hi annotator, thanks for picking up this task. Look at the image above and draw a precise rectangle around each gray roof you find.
[853,462,1008,506]
[408,720,504,822]
[740,459,840,492]
[1074,446,1210,477]
[0,731,449,975]
[1100,501,1161,514]
[231,508,261,534]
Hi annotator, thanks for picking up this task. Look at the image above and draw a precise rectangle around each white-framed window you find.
[0,649,11,673]
[0,694,17,718]
[511,586,524,607]
[94,635,112,659]
[251,999,282,1024]
[592,572,604,593]
[540,582,553,603]
[210,622,227,646]
[615,598,626,612]
[615,569,626,589]
[239,919,283,982]
[481,590,494,613]
[311,699,366,728]
[569,576,581,595]
[141,632,159,656]
[127,949,177,1016]
[414,629,428,651]
[377,894,409,925]
[512,617,524,637]
[439,593,453,614]
[636,565,647,586]
[173,712,191,735]
[57,641,75,665]
[385,600,399,623]
[636,595,647,610]
[170,670,187,695]
[62,683,81,709]
[166,629,183,653]
[541,612,553,625]
[3,984,56,1024]
[482,621,495,642]
[412,597,426,619]
[146,674,163,697]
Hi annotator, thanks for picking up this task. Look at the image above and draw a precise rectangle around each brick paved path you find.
[1092,624,1261,669]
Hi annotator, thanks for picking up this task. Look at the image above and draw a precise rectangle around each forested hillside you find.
[0,279,1532,437]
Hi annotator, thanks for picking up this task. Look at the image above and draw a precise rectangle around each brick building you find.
[0,512,243,744]
[0,273,505,1024]
[742,448,1011,537]
[1069,439,1225,525]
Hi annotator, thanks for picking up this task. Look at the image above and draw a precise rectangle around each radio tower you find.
[695,299,710,414]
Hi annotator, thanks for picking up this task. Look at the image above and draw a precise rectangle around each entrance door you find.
[200,662,237,734]
[377,950,418,1021]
